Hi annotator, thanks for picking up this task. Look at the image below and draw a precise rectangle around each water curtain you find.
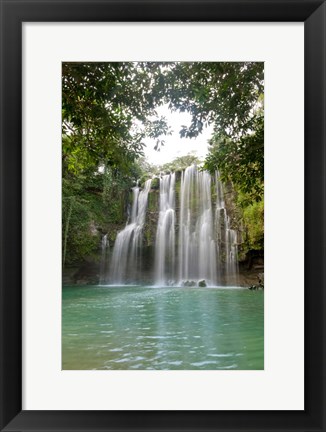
[103,166,238,286]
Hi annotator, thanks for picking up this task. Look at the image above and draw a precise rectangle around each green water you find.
[62,286,264,370]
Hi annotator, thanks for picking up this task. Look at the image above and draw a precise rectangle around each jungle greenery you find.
[62,62,264,267]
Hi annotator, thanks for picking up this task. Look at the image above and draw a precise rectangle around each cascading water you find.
[99,234,109,285]
[108,179,152,284]
[215,171,239,285]
[225,222,239,284]
[104,165,239,287]
[154,173,176,285]
[178,165,218,286]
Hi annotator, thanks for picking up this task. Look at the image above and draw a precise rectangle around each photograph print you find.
[62,62,264,370]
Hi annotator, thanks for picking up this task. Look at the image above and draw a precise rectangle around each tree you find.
[62,62,170,175]
[155,62,263,136]
[155,62,264,201]
[205,111,264,201]
[159,153,202,173]
[62,61,264,197]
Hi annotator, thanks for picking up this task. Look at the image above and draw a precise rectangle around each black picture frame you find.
[0,1,325,431]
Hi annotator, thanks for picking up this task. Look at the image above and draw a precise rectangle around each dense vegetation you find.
[62,62,264,268]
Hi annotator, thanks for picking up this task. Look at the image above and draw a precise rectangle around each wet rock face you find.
[238,263,264,287]
[235,251,264,287]
[63,260,100,286]
[258,272,264,286]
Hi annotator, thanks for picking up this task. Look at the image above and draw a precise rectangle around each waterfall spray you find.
[109,179,152,284]
[106,165,239,287]
[215,171,239,285]
[99,234,109,285]
[154,173,176,285]
[178,165,218,286]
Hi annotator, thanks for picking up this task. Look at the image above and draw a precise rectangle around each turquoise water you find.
[62,286,264,370]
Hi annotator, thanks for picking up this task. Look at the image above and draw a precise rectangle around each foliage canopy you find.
[62,62,171,175]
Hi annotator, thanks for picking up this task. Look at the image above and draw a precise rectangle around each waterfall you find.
[225,217,239,285]
[105,164,239,287]
[109,179,152,284]
[154,173,176,285]
[99,234,109,284]
[215,171,239,285]
[178,165,218,286]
